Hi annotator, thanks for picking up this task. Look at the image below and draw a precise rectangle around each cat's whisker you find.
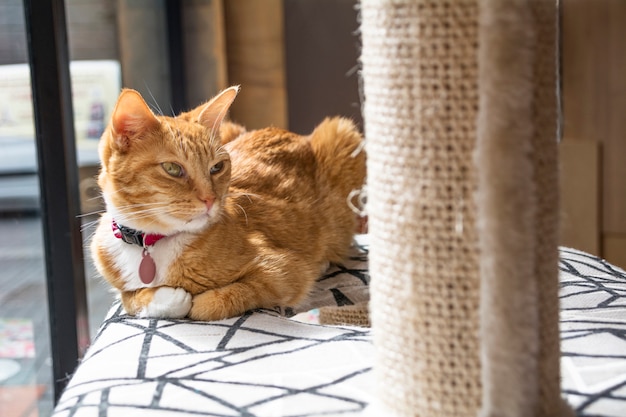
[81,218,100,228]
[113,201,172,211]
[111,210,158,225]
[215,146,228,159]
[113,210,167,223]
[77,209,106,218]
[208,130,218,149]
[208,116,225,149]
[116,210,162,220]
[80,220,100,234]
[99,186,148,200]
[143,83,164,116]
[112,210,166,222]
[225,191,260,204]
[164,121,174,137]
[114,201,177,212]
[164,121,183,152]
[113,203,207,228]
[234,203,249,226]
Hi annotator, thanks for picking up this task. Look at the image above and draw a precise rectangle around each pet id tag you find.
[139,249,156,284]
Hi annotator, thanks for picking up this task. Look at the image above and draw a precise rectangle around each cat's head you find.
[98,86,239,235]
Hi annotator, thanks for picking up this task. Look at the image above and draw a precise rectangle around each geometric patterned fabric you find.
[53,239,626,416]
[53,309,373,417]
[53,238,373,417]
[559,248,626,416]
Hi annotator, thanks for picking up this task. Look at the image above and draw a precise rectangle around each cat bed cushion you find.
[559,248,626,416]
[53,238,626,416]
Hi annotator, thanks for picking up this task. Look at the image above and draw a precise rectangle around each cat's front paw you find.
[189,289,240,321]
[138,287,192,319]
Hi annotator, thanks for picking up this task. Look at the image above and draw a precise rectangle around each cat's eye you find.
[210,161,225,175]
[161,162,185,177]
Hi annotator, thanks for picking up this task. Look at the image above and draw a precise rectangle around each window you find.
[0,1,120,412]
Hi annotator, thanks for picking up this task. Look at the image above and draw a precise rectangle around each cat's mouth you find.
[184,203,220,229]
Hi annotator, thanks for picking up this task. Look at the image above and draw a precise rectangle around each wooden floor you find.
[0,215,113,416]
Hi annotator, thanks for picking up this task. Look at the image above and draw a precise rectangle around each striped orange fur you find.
[90,86,366,321]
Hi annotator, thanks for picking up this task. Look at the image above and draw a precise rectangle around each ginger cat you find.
[90,86,366,321]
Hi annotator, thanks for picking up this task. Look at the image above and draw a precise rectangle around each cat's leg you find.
[121,286,192,319]
[189,258,317,321]
[188,281,262,321]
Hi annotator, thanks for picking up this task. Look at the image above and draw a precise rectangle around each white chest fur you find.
[100,229,192,291]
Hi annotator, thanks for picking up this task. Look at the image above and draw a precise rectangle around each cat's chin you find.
[180,216,213,233]
[175,207,221,234]
[108,203,220,236]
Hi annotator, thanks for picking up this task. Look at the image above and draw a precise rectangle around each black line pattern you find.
[53,309,373,417]
[276,238,370,317]
[53,241,626,416]
[559,247,626,416]
[53,239,373,417]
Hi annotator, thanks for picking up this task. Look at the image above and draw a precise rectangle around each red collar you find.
[112,220,166,247]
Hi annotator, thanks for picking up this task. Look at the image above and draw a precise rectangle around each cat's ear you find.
[196,86,240,131]
[110,89,159,150]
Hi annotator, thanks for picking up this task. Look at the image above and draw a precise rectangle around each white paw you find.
[139,287,192,319]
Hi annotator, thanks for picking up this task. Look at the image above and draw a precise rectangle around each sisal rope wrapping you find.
[361,0,571,416]
[319,303,370,327]
[361,1,482,415]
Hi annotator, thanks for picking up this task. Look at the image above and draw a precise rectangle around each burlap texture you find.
[361,1,482,416]
[361,1,569,416]
[319,303,370,327]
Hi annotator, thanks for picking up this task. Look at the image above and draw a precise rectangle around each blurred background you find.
[0,0,625,416]
[0,1,363,415]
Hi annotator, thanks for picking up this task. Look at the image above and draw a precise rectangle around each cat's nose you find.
[202,197,215,211]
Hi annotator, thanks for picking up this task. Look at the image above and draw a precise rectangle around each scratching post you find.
[360,0,572,416]
[476,1,571,416]
[361,1,482,415]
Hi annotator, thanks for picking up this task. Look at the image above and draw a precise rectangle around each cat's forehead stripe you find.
[163,123,219,163]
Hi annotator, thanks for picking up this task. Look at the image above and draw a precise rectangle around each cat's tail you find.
[309,117,366,198]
